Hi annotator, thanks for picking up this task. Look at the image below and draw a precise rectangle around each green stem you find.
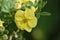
[8,35,13,40]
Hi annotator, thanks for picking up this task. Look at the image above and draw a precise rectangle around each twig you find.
[9,35,13,40]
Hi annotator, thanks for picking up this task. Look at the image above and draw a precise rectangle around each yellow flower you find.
[14,0,39,9]
[14,0,22,9]
[14,0,29,9]
[15,7,37,32]
[14,2,21,9]
[0,19,4,27]
[31,6,38,13]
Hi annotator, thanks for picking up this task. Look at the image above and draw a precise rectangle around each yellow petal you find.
[25,8,35,19]
[16,22,32,32]
[28,17,37,28]
[15,10,25,30]
[15,10,24,21]
[24,23,32,32]
[31,6,38,13]
[14,3,21,9]
[15,21,25,30]
[14,0,22,9]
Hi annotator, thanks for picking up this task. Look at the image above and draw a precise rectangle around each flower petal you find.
[25,8,35,19]
[31,6,38,12]
[28,17,37,28]
[14,3,21,9]
[15,21,25,30]
[16,22,32,32]
[24,23,32,32]
[15,10,24,21]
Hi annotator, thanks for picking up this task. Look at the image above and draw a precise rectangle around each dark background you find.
[39,0,60,40]
[25,0,59,40]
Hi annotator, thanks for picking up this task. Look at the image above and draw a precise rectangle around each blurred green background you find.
[24,0,59,40]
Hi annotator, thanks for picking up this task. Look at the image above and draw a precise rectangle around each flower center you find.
[23,19,28,23]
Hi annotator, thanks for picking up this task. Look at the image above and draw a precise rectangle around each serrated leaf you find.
[40,12,51,16]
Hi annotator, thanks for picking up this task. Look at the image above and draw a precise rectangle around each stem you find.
[9,35,13,40]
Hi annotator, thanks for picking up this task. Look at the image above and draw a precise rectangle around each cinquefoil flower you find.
[14,0,29,9]
[14,0,38,9]
[15,7,37,32]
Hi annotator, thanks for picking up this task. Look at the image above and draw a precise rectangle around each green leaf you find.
[27,1,33,6]
[1,0,16,13]
[36,13,40,19]
[36,12,51,19]
[26,1,33,8]
[38,0,47,10]
[40,12,51,16]
[0,12,13,28]
[1,5,10,13]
